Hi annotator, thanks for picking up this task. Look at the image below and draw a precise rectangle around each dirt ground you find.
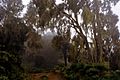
[29,72,65,80]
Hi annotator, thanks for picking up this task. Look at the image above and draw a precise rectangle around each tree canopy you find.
[25,0,120,65]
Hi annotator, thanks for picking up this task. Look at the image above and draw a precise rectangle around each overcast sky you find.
[22,0,120,31]
[112,1,120,30]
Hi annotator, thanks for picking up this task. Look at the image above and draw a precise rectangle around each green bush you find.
[41,75,48,80]
[57,63,118,80]
[0,51,25,80]
[30,67,45,73]
[0,76,8,80]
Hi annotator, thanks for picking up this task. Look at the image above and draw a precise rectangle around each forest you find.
[0,0,120,80]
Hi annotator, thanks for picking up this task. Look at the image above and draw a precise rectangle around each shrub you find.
[56,63,120,80]
[0,51,25,80]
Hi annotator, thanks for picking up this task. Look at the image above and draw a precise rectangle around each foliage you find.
[0,0,29,79]
[56,63,120,80]
[30,67,46,73]
[0,23,27,79]
[52,35,66,50]
[0,0,120,79]
[0,51,25,80]
[40,75,48,80]
[26,0,120,66]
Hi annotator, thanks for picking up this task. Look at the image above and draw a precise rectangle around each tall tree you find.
[0,0,28,79]
[26,0,120,66]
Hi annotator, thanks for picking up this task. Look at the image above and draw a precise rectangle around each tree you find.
[26,0,120,67]
[52,0,120,64]
[0,0,28,79]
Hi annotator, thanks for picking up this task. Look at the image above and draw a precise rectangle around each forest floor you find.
[29,72,65,80]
